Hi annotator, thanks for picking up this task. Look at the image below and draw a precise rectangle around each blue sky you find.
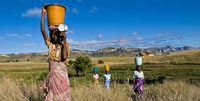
[0,0,200,54]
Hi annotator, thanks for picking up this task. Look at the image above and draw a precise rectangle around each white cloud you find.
[67,38,73,43]
[22,34,32,37]
[66,35,182,50]
[156,33,174,38]
[71,8,79,14]
[97,34,103,39]
[67,30,74,34]
[136,37,144,41]
[90,7,98,13]
[5,34,32,38]
[132,32,137,36]
[5,34,22,38]
[22,7,41,17]
[22,44,37,47]
[69,38,134,50]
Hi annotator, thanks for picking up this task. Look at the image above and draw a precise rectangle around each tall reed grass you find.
[0,77,199,101]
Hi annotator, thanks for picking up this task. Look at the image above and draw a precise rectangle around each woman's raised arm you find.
[41,5,49,42]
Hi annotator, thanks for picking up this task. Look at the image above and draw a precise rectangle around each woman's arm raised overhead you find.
[41,5,50,44]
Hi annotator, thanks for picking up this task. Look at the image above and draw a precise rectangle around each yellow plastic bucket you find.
[45,4,66,26]
[104,65,109,71]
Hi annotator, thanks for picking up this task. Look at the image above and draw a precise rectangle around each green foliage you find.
[27,59,29,61]
[184,46,189,50]
[16,60,19,62]
[68,60,74,66]
[98,60,104,64]
[73,56,92,76]
[38,71,48,81]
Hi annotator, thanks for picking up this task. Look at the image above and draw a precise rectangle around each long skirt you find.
[134,78,144,97]
[40,61,71,101]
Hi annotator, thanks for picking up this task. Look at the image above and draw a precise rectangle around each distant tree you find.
[16,60,19,62]
[68,60,74,66]
[98,60,104,64]
[27,59,29,61]
[73,56,92,76]
[184,46,189,50]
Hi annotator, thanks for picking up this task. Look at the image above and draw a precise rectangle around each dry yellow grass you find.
[143,49,200,63]
[0,49,200,100]
[0,77,200,101]
[0,62,48,70]
[0,77,43,101]
[1,49,199,71]
[89,49,200,66]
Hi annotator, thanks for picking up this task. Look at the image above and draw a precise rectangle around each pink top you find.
[93,74,99,80]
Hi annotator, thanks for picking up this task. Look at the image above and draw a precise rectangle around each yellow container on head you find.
[104,65,109,71]
[45,4,66,26]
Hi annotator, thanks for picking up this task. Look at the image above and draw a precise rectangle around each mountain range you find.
[0,46,197,62]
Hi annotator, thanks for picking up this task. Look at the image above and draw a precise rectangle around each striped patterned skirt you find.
[40,60,71,101]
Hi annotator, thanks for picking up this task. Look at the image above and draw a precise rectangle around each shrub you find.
[98,60,104,64]
[73,56,92,76]
[68,60,74,66]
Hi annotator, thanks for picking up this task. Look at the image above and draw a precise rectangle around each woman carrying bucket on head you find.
[93,67,99,86]
[103,65,111,89]
[132,57,146,97]
[40,4,71,101]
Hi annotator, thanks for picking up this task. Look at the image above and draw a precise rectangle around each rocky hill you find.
[0,46,197,62]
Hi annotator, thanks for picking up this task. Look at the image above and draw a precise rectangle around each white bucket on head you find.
[135,57,142,66]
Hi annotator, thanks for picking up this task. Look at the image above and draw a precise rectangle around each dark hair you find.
[49,30,62,44]
[136,65,141,71]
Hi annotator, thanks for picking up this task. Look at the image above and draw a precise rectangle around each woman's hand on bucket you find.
[42,5,47,14]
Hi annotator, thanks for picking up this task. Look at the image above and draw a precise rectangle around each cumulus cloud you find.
[67,35,183,50]
[22,44,37,47]
[97,34,103,39]
[132,32,137,36]
[136,37,144,41]
[22,7,41,17]
[156,33,174,38]
[71,8,79,14]
[90,7,98,13]
[69,38,134,50]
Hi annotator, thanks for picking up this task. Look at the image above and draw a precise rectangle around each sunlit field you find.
[0,49,200,101]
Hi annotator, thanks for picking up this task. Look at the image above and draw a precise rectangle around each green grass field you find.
[1,62,199,86]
